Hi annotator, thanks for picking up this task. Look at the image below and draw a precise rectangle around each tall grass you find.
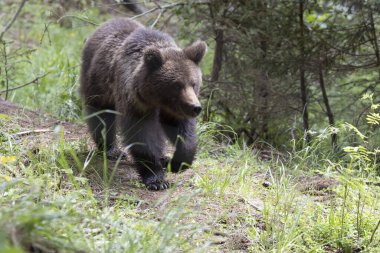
[0,126,210,252]
[193,121,380,252]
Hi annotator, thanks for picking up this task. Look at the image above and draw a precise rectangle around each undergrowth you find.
[1,98,380,252]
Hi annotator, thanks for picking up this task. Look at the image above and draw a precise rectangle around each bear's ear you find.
[184,41,207,64]
[144,48,163,70]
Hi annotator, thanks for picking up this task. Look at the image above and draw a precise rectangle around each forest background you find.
[0,0,379,252]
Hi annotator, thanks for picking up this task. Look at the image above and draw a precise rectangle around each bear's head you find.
[139,41,207,119]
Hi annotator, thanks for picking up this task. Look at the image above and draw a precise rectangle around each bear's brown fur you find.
[80,18,207,190]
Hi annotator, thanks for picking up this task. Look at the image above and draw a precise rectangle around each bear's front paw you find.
[147,181,170,191]
[143,177,170,191]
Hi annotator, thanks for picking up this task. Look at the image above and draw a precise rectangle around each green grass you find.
[195,124,380,252]
[1,113,380,252]
[0,127,208,252]
[1,2,380,253]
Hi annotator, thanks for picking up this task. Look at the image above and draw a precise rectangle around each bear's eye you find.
[173,81,184,90]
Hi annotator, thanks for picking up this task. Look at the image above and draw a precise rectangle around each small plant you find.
[343,93,380,175]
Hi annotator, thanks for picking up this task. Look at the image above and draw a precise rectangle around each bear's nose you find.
[193,106,202,116]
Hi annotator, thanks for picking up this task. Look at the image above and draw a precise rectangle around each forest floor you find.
[0,97,208,208]
[0,97,337,202]
[0,98,357,253]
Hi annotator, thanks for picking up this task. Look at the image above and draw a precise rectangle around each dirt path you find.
[0,98,86,146]
[0,98,195,207]
[0,98,339,202]
[1,98,345,252]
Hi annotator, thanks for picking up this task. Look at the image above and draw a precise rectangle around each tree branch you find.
[56,15,98,26]
[0,0,28,41]
[131,2,181,20]
[0,73,49,94]
[11,128,53,138]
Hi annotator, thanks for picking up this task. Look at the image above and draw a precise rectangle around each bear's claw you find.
[145,180,170,191]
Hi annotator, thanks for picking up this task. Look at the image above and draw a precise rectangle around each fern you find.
[343,93,379,174]
[366,112,380,125]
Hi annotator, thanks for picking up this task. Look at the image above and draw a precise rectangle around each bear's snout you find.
[193,105,202,116]
[182,103,201,118]
[181,86,201,117]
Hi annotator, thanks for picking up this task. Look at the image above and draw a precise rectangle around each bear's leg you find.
[160,114,197,173]
[85,105,122,159]
[120,113,169,190]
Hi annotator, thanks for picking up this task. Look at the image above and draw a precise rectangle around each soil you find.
[0,97,86,147]
[1,98,339,203]
[0,98,195,207]
[1,98,341,251]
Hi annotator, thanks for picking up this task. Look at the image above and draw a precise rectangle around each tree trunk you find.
[299,0,310,143]
[318,63,337,147]
[1,41,9,100]
[211,29,223,82]
[254,40,270,142]
[368,7,380,77]
[204,3,224,122]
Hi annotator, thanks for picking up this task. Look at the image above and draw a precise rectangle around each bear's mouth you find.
[161,104,196,120]
[182,104,201,118]
[176,103,201,119]
[160,92,201,119]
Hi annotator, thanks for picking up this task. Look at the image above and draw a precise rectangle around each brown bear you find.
[79,18,207,190]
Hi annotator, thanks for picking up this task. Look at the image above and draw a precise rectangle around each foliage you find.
[176,0,380,148]
[342,93,380,175]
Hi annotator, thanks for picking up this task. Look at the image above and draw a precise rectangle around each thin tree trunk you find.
[211,29,223,82]
[252,71,269,143]
[299,0,310,143]
[1,41,9,100]
[204,4,224,122]
[369,8,380,64]
[318,63,337,147]
[255,40,269,141]
[369,7,380,77]
[251,0,270,143]
[203,28,223,122]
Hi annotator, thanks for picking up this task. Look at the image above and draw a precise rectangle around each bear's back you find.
[80,18,180,108]
[80,18,143,102]
[81,18,142,75]
[124,27,176,54]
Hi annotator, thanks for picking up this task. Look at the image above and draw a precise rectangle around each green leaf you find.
[366,113,380,125]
